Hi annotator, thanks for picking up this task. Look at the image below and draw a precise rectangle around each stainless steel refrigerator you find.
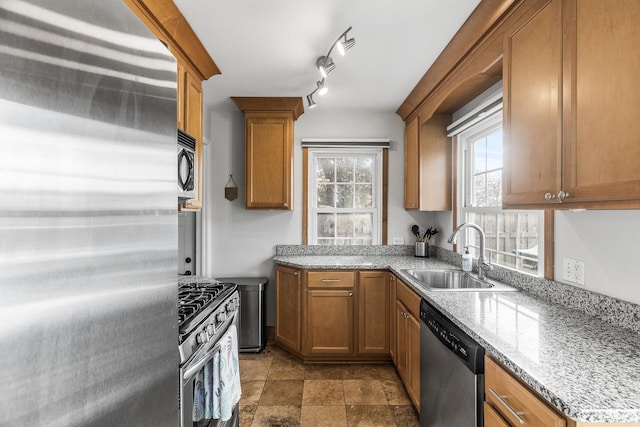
[0,1,179,425]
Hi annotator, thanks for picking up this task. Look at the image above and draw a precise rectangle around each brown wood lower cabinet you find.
[485,356,565,427]
[394,278,421,410]
[275,268,390,362]
[275,266,301,353]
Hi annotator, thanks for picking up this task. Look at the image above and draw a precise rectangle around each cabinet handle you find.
[348,292,353,297]
[557,190,570,200]
[544,192,556,201]
[488,388,525,425]
[321,279,341,283]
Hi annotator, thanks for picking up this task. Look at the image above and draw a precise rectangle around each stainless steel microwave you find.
[177,129,196,199]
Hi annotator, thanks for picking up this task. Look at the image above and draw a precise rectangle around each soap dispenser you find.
[462,247,473,272]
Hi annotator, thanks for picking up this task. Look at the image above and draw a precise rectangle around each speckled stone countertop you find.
[273,254,640,423]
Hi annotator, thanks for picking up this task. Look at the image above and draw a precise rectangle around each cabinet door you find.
[419,114,452,211]
[275,266,301,352]
[562,0,640,203]
[245,114,293,210]
[395,300,408,378]
[404,116,419,209]
[389,274,397,364]
[406,311,421,411]
[306,289,354,354]
[358,271,389,355]
[503,0,563,206]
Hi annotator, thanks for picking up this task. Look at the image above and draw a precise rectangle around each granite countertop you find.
[273,254,640,423]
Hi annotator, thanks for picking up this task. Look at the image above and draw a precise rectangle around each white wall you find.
[554,210,640,305]
[200,108,433,324]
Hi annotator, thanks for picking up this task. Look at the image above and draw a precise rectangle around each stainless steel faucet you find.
[447,223,493,280]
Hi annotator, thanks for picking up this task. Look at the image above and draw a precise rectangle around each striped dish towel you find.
[219,324,241,421]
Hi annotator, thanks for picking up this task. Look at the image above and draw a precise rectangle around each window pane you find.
[316,158,335,182]
[355,184,373,208]
[336,184,354,208]
[486,130,502,170]
[486,170,502,206]
[355,157,373,182]
[317,184,335,208]
[336,214,354,237]
[465,211,539,273]
[473,138,487,173]
[354,214,373,237]
[336,158,354,182]
[317,238,333,245]
[474,174,487,207]
[317,213,335,238]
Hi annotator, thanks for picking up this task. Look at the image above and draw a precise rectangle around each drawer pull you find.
[488,388,525,425]
[321,279,341,283]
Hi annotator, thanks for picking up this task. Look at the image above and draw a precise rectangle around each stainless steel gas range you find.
[178,280,241,427]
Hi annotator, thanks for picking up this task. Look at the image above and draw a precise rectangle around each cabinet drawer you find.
[484,402,510,427]
[307,271,355,288]
[485,357,565,427]
[396,279,421,318]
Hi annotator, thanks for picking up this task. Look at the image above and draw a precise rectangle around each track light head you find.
[316,56,335,78]
[306,93,317,109]
[337,37,356,56]
[316,79,328,96]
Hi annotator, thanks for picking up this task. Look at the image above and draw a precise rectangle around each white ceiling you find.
[173,0,481,114]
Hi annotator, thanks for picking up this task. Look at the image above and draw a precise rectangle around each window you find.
[307,148,383,245]
[458,111,544,275]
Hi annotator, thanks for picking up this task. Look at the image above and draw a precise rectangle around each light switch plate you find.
[392,237,405,245]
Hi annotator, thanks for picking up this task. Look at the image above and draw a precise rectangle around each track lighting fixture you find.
[306,26,356,109]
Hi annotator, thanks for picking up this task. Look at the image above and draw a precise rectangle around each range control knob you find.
[216,312,227,323]
[207,324,215,335]
[196,331,208,344]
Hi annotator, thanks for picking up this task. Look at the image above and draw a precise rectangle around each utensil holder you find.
[415,241,429,258]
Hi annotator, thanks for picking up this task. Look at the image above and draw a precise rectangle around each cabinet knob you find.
[348,292,353,297]
[558,190,570,200]
[293,272,299,276]
[544,192,556,201]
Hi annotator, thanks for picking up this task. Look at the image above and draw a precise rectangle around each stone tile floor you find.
[239,344,419,427]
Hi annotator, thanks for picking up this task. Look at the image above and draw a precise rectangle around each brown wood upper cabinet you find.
[124,0,220,213]
[404,114,452,211]
[231,97,304,210]
[504,0,640,208]
[177,61,205,211]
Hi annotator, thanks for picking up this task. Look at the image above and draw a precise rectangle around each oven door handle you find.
[182,312,237,381]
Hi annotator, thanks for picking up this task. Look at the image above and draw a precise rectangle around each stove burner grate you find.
[178,281,233,329]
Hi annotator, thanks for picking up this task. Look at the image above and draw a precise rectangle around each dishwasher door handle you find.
[488,388,525,424]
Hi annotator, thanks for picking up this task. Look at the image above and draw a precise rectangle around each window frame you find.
[303,147,387,245]
[456,110,545,276]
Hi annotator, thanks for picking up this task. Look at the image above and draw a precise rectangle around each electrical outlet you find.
[573,259,585,286]
[392,237,405,245]
[562,257,585,286]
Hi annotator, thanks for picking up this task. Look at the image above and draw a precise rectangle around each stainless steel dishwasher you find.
[420,299,485,427]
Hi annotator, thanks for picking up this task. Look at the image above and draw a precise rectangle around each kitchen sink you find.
[402,269,518,291]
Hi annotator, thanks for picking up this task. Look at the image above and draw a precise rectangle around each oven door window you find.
[178,148,194,191]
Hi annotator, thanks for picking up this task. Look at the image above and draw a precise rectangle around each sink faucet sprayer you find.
[447,223,494,280]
